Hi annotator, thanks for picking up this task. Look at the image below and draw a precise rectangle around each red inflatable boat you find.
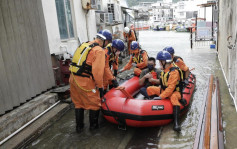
[101,73,196,127]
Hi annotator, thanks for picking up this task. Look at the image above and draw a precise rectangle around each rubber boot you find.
[89,110,100,130]
[173,106,181,132]
[75,108,84,133]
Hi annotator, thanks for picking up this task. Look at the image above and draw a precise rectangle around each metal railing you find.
[190,27,216,48]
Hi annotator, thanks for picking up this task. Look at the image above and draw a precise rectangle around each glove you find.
[153,96,161,100]
[99,88,104,98]
[114,70,118,77]
[184,78,189,85]
[132,63,137,67]
[111,79,119,88]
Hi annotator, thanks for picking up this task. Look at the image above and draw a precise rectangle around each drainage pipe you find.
[217,52,237,112]
[0,100,61,146]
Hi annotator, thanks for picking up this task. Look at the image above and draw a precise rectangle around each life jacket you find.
[160,67,184,93]
[106,43,117,68]
[132,50,146,64]
[69,42,99,78]
[173,55,185,79]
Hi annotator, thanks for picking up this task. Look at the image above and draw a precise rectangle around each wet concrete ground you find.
[26,31,237,149]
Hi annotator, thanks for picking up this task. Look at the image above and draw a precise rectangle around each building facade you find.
[218,0,237,110]
[0,0,130,114]
[95,0,129,40]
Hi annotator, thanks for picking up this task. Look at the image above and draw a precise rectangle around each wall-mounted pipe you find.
[0,101,61,146]
[217,53,237,112]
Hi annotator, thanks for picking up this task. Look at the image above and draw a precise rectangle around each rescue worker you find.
[98,29,113,47]
[130,24,138,41]
[69,30,108,133]
[123,27,136,55]
[163,46,190,83]
[146,51,183,132]
[103,39,125,91]
[119,41,148,76]
[139,57,161,99]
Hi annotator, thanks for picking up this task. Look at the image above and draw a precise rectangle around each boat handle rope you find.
[116,86,133,99]
[182,73,195,94]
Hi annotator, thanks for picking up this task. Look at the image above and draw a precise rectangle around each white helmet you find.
[124,27,130,34]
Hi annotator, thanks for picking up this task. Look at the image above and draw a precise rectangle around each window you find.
[107,3,121,22]
[55,0,74,39]
[108,3,115,20]
[97,4,101,10]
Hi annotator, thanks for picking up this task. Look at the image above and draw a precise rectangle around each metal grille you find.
[190,27,215,48]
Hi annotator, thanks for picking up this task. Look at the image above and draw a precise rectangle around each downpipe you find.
[0,100,61,146]
[217,52,237,112]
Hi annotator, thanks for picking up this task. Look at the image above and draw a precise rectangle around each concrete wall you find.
[41,0,97,56]
[218,0,237,106]
[0,0,55,114]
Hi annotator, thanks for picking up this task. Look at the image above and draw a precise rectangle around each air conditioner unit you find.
[82,0,96,10]
[97,13,113,24]
[91,0,97,9]
[97,4,101,10]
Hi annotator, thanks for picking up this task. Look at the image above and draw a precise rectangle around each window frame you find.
[56,0,77,41]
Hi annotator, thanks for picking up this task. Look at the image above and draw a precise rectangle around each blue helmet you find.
[130,41,139,50]
[156,51,172,62]
[97,29,112,41]
[163,46,174,54]
[98,30,103,34]
[112,39,125,51]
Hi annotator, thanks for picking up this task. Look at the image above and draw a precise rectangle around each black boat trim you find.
[101,105,188,121]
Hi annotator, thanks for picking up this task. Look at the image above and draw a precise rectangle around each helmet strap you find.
[103,40,105,48]
[164,62,167,69]
[160,61,166,69]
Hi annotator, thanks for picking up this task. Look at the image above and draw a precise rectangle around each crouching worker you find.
[163,46,190,84]
[104,39,125,91]
[139,57,161,99]
[119,41,148,76]
[146,51,183,132]
[69,31,106,133]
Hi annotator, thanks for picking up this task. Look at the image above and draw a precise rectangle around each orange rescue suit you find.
[147,64,181,106]
[173,56,189,72]
[123,30,136,54]
[103,44,118,89]
[69,39,105,110]
[123,50,148,76]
